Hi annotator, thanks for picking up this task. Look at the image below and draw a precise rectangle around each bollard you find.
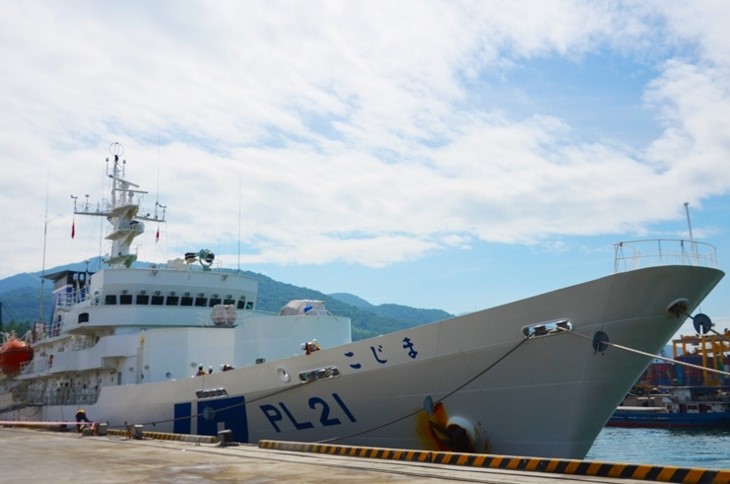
[217,429,236,447]
[97,423,108,436]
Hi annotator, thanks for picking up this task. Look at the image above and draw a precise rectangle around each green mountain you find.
[329,292,373,309]
[237,271,452,340]
[0,264,453,341]
[329,293,451,325]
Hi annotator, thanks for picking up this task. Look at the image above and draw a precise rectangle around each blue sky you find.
[1,1,728,336]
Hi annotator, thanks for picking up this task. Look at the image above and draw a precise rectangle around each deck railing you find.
[23,386,100,406]
[55,287,89,308]
[614,239,718,273]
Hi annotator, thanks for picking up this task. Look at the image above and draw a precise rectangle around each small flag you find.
[155,226,160,243]
[71,220,75,239]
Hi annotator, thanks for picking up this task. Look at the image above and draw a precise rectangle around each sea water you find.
[586,427,730,470]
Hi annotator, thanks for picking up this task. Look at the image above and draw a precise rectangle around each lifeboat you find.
[0,335,34,377]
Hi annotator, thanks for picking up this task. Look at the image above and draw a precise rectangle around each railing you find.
[614,239,718,273]
[56,288,89,308]
[24,386,100,406]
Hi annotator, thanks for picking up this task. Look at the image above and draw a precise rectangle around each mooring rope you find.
[562,327,730,378]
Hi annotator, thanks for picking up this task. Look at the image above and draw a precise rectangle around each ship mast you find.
[684,202,698,261]
[683,201,694,243]
[39,174,50,323]
[73,142,166,268]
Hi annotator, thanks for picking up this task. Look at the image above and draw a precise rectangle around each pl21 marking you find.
[260,392,356,432]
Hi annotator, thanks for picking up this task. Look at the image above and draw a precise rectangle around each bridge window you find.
[166,296,179,306]
[208,297,222,307]
[136,294,149,305]
[120,294,133,305]
[194,297,207,307]
[151,295,164,305]
[105,295,117,305]
[180,296,193,306]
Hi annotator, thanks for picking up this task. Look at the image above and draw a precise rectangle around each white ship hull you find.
[13,264,722,459]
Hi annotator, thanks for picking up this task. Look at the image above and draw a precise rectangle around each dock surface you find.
[0,427,723,483]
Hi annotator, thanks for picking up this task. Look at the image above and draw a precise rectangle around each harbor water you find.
[586,427,730,470]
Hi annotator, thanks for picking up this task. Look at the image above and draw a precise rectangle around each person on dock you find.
[195,365,206,376]
[75,408,90,433]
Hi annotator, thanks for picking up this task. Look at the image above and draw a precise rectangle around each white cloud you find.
[1,1,729,277]
[646,61,730,195]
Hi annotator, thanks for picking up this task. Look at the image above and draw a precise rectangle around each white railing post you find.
[614,239,717,273]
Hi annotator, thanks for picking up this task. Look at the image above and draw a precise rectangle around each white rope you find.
[564,329,730,378]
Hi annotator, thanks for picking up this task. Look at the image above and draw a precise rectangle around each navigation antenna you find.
[683,202,694,242]
[237,177,242,273]
[683,202,698,261]
[39,172,50,327]
[154,144,162,245]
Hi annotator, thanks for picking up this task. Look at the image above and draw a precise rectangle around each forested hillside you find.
[240,270,451,340]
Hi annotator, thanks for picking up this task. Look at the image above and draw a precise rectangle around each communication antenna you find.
[237,177,242,273]
[39,173,50,324]
[683,202,699,263]
[683,202,694,242]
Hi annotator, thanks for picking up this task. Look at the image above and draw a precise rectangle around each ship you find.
[608,330,730,428]
[608,386,730,428]
[0,142,724,459]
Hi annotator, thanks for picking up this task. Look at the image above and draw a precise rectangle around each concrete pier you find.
[0,427,726,483]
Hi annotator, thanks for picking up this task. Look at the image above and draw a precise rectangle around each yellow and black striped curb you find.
[258,440,730,484]
[106,428,218,444]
